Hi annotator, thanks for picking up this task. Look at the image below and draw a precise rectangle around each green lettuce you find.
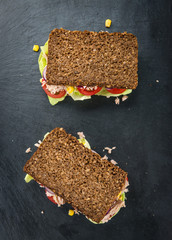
[69,88,91,101]
[78,138,91,149]
[48,95,66,105]
[43,132,50,139]
[24,174,34,183]
[38,41,48,76]
[96,88,132,97]
[41,41,48,55]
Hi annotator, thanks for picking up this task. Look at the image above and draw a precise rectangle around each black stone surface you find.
[0,0,171,240]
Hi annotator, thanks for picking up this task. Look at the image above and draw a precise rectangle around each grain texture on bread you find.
[46,28,138,89]
[23,128,127,223]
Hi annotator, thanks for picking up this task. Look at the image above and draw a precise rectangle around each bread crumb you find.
[156,80,159,83]
[115,97,120,105]
[41,211,44,214]
[25,147,32,153]
[122,96,128,102]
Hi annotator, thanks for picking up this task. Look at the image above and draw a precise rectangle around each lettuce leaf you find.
[69,88,91,101]
[38,41,48,76]
[78,138,91,149]
[95,88,132,97]
[38,52,46,76]
[43,132,50,140]
[24,174,34,183]
[48,95,66,105]
[40,41,48,55]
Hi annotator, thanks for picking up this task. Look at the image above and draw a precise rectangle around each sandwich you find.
[38,28,138,105]
[23,127,129,224]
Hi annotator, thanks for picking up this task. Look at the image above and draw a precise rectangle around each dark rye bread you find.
[46,28,138,89]
[23,128,127,223]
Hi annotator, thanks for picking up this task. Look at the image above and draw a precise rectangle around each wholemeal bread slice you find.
[46,28,138,89]
[23,128,127,223]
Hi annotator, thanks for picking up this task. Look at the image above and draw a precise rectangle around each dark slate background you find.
[0,0,171,239]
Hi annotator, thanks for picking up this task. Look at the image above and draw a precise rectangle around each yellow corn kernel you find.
[105,19,112,28]
[40,78,43,83]
[117,191,121,198]
[68,210,74,216]
[119,195,123,201]
[67,86,74,94]
[33,45,39,52]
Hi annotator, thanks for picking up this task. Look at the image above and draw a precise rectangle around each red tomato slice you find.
[106,88,126,94]
[41,80,66,98]
[47,196,57,204]
[45,189,57,205]
[77,86,102,96]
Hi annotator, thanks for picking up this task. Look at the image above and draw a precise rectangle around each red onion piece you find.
[45,187,55,195]
[43,66,47,81]
[91,150,97,154]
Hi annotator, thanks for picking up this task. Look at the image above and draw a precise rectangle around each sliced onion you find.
[91,150,97,154]
[106,208,111,215]
[45,187,55,195]
[43,66,47,81]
